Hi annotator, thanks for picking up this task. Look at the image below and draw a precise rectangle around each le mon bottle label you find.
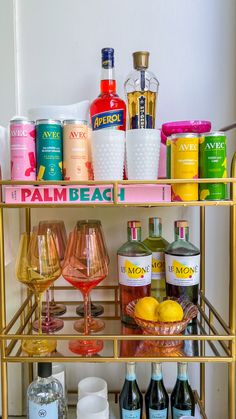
[151,251,165,280]
[165,254,200,286]
[118,255,152,286]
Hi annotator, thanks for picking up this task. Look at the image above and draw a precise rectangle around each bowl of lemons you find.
[126,296,198,345]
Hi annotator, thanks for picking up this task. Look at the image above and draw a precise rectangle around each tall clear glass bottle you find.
[119,362,143,419]
[118,221,152,326]
[165,220,200,304]
[145,362,169,419]
[125,51,159,129]
[27,362,67,419]
[171,362,195,418]
[143,218,169,302]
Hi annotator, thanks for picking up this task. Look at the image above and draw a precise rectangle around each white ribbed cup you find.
[126,129,161,180]
[78,377,108,400]
[77,395,109,419]
[91,129,125,180]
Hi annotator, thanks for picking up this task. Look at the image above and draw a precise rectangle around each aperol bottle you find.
[117,221,152,326]
[90,48,126,131]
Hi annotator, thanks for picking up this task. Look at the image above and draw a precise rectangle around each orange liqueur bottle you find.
[117,221,152,326]
[90,48,126,131]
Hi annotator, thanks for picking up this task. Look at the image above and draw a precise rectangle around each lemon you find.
[158,300,184,322]
[134,297,159,321]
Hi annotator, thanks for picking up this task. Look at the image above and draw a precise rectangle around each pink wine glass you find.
[62,221,108,355]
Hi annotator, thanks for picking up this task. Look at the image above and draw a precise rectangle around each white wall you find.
[1,0,236,416]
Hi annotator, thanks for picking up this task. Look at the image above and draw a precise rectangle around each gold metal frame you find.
[0,175,235,418]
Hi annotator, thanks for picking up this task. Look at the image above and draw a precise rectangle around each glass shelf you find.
[1,286,233,364]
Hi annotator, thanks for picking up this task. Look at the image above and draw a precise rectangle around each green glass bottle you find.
[171,362,195,419]
[118,221,152,326]
[119,362,143,419]
[143,218,169,302]
[145,362,169,419]
[165,220,200,304]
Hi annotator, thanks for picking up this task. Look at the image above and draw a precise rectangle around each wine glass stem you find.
[84,292,89,335]
[45,289,50,323]
[51,285,55,304]
[37,294,42,335]
[88,295,92,325]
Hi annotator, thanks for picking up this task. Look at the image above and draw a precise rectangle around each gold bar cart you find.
[0,173,235,418]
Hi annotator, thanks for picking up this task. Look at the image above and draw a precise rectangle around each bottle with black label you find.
[165,220,200,304]
[125,51,159,129]
[145,362,169,419]
[119,362,143,419]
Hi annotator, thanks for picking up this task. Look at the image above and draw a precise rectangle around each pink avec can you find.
[10,118,36,180]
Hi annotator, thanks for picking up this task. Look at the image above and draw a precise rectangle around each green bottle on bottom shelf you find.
[119,362,143,419]
[171,362,195,419]
[145,362,169,419]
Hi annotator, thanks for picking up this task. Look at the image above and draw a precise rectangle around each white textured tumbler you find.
[78,377,108,400]
[77,395,109,419]
[126,129,161,180]
[91,129,125,180]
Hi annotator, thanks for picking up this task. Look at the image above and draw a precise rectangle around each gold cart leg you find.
[228,360,235,419]
[25,208,34,384]
[0,208,8,419]
[229,154,236,419]
[200,206,206,409]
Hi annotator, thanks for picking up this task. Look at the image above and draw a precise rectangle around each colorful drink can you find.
[199,131,227,200]
[170,133,199,201]
[36,119,63,181]
[10,118,36,180]
[63,120,92,180]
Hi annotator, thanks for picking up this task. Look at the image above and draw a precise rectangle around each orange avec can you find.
[63,120,93,181]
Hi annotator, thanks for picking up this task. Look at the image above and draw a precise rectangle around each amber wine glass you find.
[33,220,67,333]
[62,221,108,355]
[16,230,61,355]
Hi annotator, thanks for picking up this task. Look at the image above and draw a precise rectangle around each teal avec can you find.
[36,119,63,181]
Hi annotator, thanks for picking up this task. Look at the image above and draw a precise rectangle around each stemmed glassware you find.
[16,229,61,355]
[33,220,67,333]
[74,220,109,333]
[62,220,108,355]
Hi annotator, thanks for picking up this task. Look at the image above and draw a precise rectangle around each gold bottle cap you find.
[175,220,189,228]
[133,51,150,70]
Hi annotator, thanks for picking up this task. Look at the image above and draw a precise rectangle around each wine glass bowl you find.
[62,221,108,355]
[126,298,198,348]
[16,230,61,355]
